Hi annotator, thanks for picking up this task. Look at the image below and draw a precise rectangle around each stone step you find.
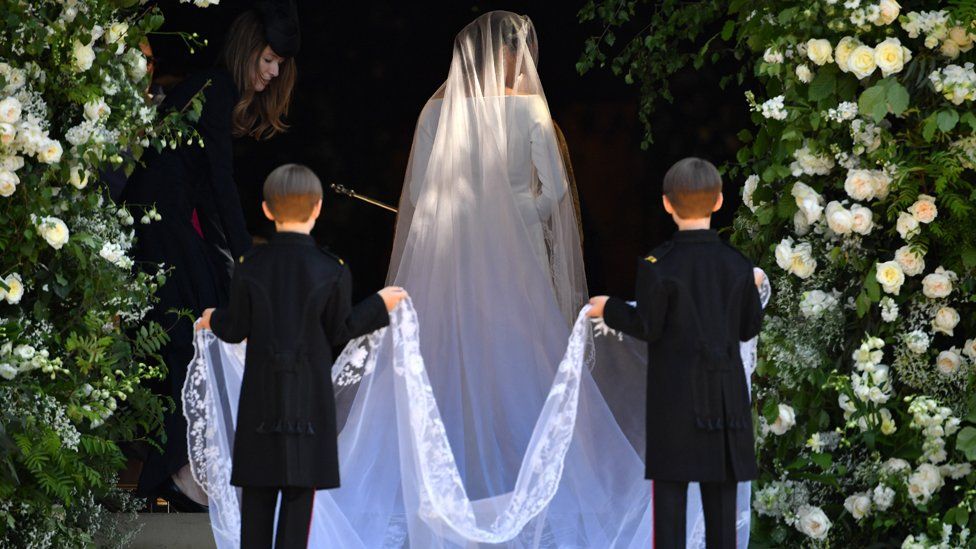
[129,513,217,549]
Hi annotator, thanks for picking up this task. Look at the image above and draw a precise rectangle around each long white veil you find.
[183,11,767,548]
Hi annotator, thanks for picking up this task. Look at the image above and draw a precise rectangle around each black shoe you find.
[158,480,209,513]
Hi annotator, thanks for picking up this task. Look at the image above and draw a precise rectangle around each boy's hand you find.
[196,308,214,331]
[378,286,409,312]
[587,296,609,318]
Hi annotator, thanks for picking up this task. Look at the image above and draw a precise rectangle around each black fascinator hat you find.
[254,0,300,57]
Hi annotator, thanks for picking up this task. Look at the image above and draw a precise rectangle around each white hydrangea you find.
[799,289,839,319]
[826,101,858,122]
[929,63,976,105]
[880,296,898,322]
[763,48,784,64]
[760,95,788,120]
[872,484,896,510]
[904,330,930,354]
[851,119,882,153]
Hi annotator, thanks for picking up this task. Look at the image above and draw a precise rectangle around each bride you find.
[185,11,760,548]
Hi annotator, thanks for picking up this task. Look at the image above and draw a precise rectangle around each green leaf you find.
[864,266,881,302]
[961,111,976,132]
[885,82,910,116]
[923,114,939,141]
[956,426,976,461]
[858,84,887,122]
[937,109,959,132]
[808,69,836,101]
[763,400,780,424]
[962,248,976,269]
[810,452,833,470]
[855,291,871,318]
[721,20,735,41]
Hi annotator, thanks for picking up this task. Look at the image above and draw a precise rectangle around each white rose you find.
[932,307,960,336]
[105,22,129,54]
[0,170,18,197]
[884,457,910,475]
[849,203,874,235]
[793,209,812,236]
[37,139,63,164]
[36,216,70,250]
[775,238,794,271]
[844,492,872,520]
[71,40,96,72]
[905,330,930,354]
[825,201,854,234]
[896,212,920,240]
[835,37,861,72]
[873,485,896,510]
[941,39,961,59]
[964,338,976,361]
[908,194,937,224]
[871,171,890,200]
[796,505,831,540]
[0,122,15,146]
[1,155,23,172]
[791,181,824,224]
[844,169,876,201]
[807,39,834,66]
[949,26,974,51]
[936,349,963,376]
[83,98,111,122]
[874,38,910,77]
[907,463,944,505]
[742,174,760,212]
[126,49,148,81]
[0,363,16,380]
[894,245,925,276]
[875,260,905,295]
[789,243,817,279]
[4,273,24,304]
[0,97,21,124]
[769,403,796,435]
[848,45,878,79]
[922,270,953,299]
[877,0,900,25]
[796,64,813,83]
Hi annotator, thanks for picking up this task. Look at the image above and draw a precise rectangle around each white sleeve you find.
[527,97,568,221]
[409,103,438,206]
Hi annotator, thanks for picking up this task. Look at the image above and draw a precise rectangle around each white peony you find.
[796,64,813,83]
[0,170,18,197]
[907,194,937,224]
[36,216,70,250]
[0,97,21,124]
[922,268,954,299]
[874,37,911,77]
[37,139,63,164]
[775,238,794,271]
[849,45,878,79]
[791,181,824,224]
[71,40,96,72]
[872,485,896,510]
[3,273,24,304]
[825,201,854,234]
[936,349,963,376]
[932,307,960,336]
[768,404,796,435]
[742,174,760,212]
[907,463,944,505]
[904,330,930,354]
[807,39,834,65]
[844,492,872,520]
[835,36,861,73]
[875,260,905,295]
[842,203,869,235]
[796,505,831,540]
[896,212,920,240]
[894,245,925,276]
[83,98,111,122]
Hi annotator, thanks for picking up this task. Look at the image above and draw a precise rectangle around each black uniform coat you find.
[122,68,253,495]
[210,232,389,488]
[603,229,763,483]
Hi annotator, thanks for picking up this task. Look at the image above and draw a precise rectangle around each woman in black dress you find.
[123,0,299,508]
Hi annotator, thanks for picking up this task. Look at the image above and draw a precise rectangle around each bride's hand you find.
[379,287,409,312]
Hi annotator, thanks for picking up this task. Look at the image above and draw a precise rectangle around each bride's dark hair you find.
[221,10,296,140]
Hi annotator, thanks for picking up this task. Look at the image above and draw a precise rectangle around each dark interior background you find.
[151,0,751,300]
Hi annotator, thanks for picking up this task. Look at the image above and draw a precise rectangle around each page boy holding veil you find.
[197,164,407,548]
[589,157,765,549]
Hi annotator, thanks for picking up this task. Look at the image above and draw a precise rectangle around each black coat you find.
[604,229,763,483]
[210,232,389,488]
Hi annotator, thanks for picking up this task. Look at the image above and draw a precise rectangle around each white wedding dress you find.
[182,11,769,548]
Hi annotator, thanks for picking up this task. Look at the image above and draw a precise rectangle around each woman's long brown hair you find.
[221,10,296,140]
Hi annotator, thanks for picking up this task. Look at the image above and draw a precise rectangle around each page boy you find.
[588,157,763,549]
[197,164,407,548]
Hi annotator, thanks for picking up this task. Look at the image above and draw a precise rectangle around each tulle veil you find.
[183,11,767,548]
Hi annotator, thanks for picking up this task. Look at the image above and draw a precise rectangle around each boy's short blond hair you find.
[263,164,323,222]
[662,157,723,219]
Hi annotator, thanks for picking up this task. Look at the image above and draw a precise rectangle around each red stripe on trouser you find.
[305,494,315,548]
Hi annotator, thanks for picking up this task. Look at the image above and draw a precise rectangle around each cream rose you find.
[742,174,760,212]
[0,170,18,197]
[850,204,874,235]
[793,210,812,236]
[37,139,63,164]
[126,49,148,81]
[844,169,877,201]
[83,98,111,122]
[908,194,937,224]
[72,40,96,72]
[807,39,834,66]
[796,505,831,540]
[844,493,872,520]
[0,122,15,146]
[3,273,23,304]
[896,212,920,240]
[775,238,794,271]
[835,37,861,73]
[105,21,129,54]
[941,39,961,59]
[936,349,963,376]
[789,242,817,279]
[877,0,901,25]
[796,64,813,83]
[69,166,89,190]
[949,26,974,52]
[874,38,911,77]
[848,45,877,79]
[894,245,925,276]
[36,216,70,250]
[907,464,944,505]
[826,201,854,234]
[963,338,976,362]
[932,307,960,336]
[0,96,21,124]
[791,181,824,224]
[876,260,905,295]
[922,269,953,299]
[769,404,796,435]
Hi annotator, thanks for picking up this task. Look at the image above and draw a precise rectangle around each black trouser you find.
[241,487,315,549]
[652,478,737,549]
